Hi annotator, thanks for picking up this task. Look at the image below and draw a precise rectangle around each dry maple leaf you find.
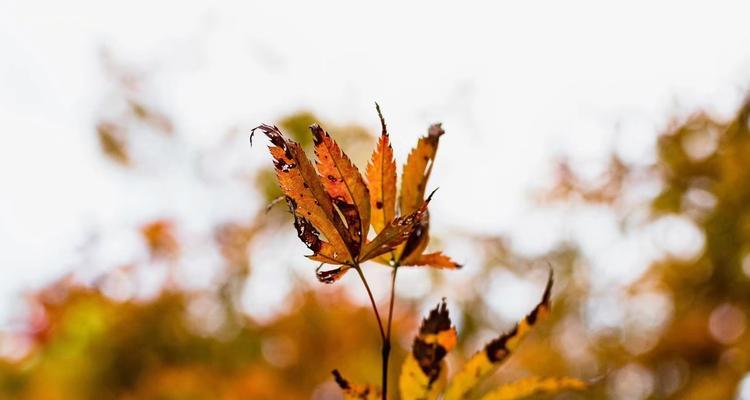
[251,118,433,283]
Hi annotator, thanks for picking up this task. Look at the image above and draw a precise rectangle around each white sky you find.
[2,0,750,325]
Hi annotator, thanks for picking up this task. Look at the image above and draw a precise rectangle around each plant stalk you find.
[382,266,399,399]
[354,265,394,400]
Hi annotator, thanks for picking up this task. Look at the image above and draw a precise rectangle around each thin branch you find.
[382,265,399,400]
[386,266,398,340]
[354,266,386,340]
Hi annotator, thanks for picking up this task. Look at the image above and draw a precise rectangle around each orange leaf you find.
[405,251,462,269]
[311,124,371,255]
[253,124,354,263]
[366,103,398,234]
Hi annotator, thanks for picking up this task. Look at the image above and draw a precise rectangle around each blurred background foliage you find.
[2,57,750,400]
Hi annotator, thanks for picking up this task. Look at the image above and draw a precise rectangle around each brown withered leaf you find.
[366,103,398,235]
[399,299,457,400]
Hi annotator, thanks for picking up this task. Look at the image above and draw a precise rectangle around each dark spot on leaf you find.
[375,200,383,209]
[333,198,362,254]
[413,338,447,385]
[332,369,350,390]
[410,299,453,385]
[292,215,322,253]
[273,158,295,172]
[485,325,516,363]
[420,299,451,335]
[285,196,297,211]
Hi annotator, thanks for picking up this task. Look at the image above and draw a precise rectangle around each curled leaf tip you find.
[249,124,270,146]
[252,123,288,153]
[315,263,349,284]
[528,269,554,324]
[375,102,388,136]
[309,123,325,145]
[425,187,439,203]
[428,123,445,138]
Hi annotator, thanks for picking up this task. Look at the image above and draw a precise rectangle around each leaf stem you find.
[382,265,399,399]
[354,265,390,400]
[354,265,386,340]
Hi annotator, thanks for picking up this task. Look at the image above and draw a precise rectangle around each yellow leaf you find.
[394,123,458,268]
[399,355,447,400]
[444,271,553,400]
[399,300,457,400]
[311,124,371,254]
[333,370,383,400]
[400,123,443,216]
[366,103,398,235]
[478,376,587,400]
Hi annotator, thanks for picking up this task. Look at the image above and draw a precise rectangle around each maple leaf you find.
[251,121,431,283]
